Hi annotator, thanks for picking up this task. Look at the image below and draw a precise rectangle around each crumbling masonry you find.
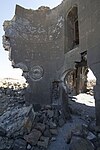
[3,0,100,125]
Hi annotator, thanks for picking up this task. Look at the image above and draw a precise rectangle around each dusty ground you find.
[48,93,95,150]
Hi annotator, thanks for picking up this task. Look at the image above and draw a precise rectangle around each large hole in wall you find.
[64,51,87,95]
[64,52,96,107]
[64,68,96,107]
[0,50,27,87]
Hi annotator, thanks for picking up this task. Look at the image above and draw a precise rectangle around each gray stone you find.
[0,105,35,137]
[49,121,57,129]
[53,111,59,122]
[0,137,13,150]
[47,110,54,118]
[31,147,40,150]
[35,123,45,133]
[87,132,96,140]
[50,137,56,142]
[27,144,32,150]
[71,125,84,137]
[58,117,65,127]
[0,126,6,136]
[24,129,42,145]
[43,129,51,138]
[50,129,58,135]
[37,136,49,149]
[13,138,27,150]
[95,126,100,133]
[69,137,94,150]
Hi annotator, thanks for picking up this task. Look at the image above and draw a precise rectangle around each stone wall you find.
[3,0,100,124]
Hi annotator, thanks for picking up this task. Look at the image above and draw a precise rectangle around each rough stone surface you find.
[43,129,52,138]
[50,129,58,136]
[0,105,35,137]
[69,137,94,150]
[87,132,96,140]
[37,136,49,149]
[0,136,13,150]
[24,129,42,145]
[35,123,45,133]
[58,117,65,127]
[13,138,27,150]
[0,126,7,137]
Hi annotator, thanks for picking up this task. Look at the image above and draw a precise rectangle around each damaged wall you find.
[3,0,100,124]
[3,5,65,104]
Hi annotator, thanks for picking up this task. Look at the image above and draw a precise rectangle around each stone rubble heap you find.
[66,121,100,150]
[0,80,66,150]
[0,79,100,150]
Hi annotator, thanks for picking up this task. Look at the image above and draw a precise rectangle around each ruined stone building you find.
[3,0,100,125]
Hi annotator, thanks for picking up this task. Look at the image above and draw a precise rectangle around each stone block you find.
[24,129,42,145]
[0,105,35,137]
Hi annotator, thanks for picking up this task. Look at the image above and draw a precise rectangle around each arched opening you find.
[63,54,96,108]
[87,68,96,95]
[64,51,88,95]
[65,6,79,53]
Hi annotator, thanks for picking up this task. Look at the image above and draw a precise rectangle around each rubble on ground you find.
[0,80,66,150]
[0,79,99,150]
[66,122,100,150]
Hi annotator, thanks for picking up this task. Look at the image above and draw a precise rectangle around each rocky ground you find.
[0,79,100,150]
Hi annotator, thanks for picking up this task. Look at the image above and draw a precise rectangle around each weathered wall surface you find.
[3,0,100,124]
[62,0,100,125]
[79,0,100,125]
[3,5,65,104]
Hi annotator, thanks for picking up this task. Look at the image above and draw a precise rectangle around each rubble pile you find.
[0,79,100,150]
[66,122,100,150]
[0,80,66,150]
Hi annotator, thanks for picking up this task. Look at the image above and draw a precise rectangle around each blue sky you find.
[0,0,62,79]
